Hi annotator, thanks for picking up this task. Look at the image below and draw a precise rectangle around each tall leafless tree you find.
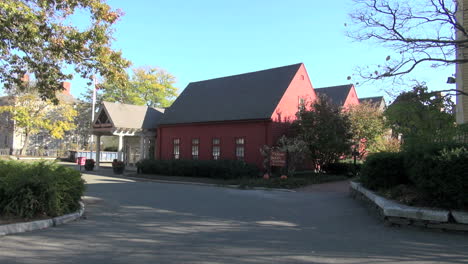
[347,0,468,95]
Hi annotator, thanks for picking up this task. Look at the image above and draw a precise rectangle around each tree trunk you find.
[20,131,30,156]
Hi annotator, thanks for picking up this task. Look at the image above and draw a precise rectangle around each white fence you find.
[0,148,9,156]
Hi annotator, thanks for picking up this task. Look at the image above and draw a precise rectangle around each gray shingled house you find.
[359,96,386,110]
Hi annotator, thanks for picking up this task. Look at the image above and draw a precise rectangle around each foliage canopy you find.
[0,0,130,102]
[292,95,353,169]
[384,84,455,148]
[100,67,178,107]
[0,93,77,154]
[348,102,387,153]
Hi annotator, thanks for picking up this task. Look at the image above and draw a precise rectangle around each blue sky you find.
[14,0,461,101]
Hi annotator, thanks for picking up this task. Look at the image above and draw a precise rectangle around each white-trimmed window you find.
[298,97,306,111]
[235,138,245,160]
[173,138,180,159]
[212,138,220,160]
[192,138,199,160]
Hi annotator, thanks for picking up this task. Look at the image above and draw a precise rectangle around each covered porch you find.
[91,102,164,168]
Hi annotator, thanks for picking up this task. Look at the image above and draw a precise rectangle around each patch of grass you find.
[128,171,348,190]
[378,184,424,207]
[378,184,468,211]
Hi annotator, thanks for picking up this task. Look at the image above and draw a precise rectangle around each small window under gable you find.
[298,97,306,111]
[95,110,111,127]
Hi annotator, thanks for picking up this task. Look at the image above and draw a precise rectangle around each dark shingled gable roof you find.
[315,84,353,106]
[159,63,303,125]
[359,96,384,105]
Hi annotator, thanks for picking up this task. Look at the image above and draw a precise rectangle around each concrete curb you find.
[0,201,85,236]
[350,181,468,230]
[350,182,450,222]
[452,211,468,224]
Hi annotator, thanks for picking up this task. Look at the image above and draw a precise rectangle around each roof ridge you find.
[159,63,304,125]
[104,101,148,108]
[315,83,353,90]
[360,96,383,99]
[188,63,303,85]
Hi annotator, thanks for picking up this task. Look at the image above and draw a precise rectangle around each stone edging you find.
[0,201,85,236]
[350,181,468,231]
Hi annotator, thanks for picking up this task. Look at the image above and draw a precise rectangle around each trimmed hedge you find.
[136,159,259,179]
[360,145,468,210]
[408,147,468,209]
[0,160,85,218]
[322,162,361,177]
[360,152,408,190]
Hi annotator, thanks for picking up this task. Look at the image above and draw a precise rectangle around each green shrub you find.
[403,141,468,155]
[358,143,468,210]
[136,159,259,179]
[0,160,85,218]
[360,152,408,190]
[408,147,468,209]
[84,159,95,171]
[322,162,360,177]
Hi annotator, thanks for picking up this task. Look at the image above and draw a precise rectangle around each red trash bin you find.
[76,157,86,166]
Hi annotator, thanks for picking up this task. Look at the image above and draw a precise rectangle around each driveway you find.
[0,173,467,264]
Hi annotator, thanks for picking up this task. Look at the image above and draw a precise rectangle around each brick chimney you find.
[62,82,71,95]
[21,74,30,84]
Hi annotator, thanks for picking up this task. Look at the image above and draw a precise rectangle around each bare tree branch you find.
[348,0,466,81]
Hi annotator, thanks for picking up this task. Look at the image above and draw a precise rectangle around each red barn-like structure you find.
[314,84,360,109]
[156,63,316,168]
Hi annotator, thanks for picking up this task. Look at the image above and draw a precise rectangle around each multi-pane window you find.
[212,138,220,160]
[192,138,199,160]
[173,138,180,159]
[298,97,306,111]
[235,138,245,160]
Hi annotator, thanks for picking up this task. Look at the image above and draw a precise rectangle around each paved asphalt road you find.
[0,173,467,264]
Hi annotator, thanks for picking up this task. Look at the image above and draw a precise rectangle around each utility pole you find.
[90,75,97,160]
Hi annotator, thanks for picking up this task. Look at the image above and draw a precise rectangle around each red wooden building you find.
[156,63,317,168]
[314,84,360,109]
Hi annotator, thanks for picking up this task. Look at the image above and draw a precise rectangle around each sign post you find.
[270,150,287,177]
[270,151,287,167]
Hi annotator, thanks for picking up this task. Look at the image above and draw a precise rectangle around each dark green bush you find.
[0,160,85,218]
[360,152,408,190]
[322,162,360,177]
[408,147,468,209]
[136,159,259,179]
[84,159,95,171]
[403,141,468,156]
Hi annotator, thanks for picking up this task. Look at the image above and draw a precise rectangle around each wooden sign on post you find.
[270,151,286,167]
